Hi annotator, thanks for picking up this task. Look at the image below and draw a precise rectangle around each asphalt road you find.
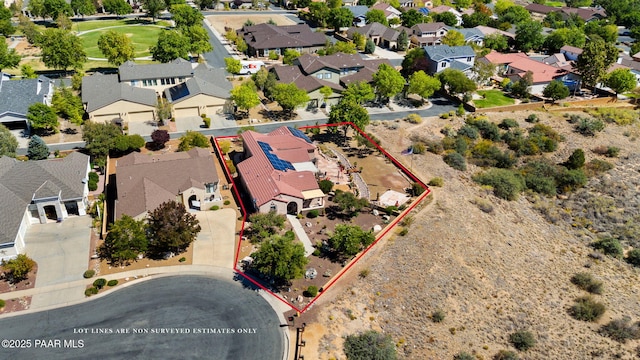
[0,276,284,360]
[21,95,458,154]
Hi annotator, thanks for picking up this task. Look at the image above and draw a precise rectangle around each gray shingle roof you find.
[424,45,475,61]
[239,24,326,50]
[455,27,484,41]
[165,77,230,103]
[0,152,89,245]
[82,73,157,112]
[345,5,369,18]
[0,76,53,119]
[118,59,193,81]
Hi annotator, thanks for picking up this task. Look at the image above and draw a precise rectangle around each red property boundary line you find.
[213,122,431,313]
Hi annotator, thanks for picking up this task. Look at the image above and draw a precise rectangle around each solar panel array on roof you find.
[288,127,313,143]
[257,141,295,171]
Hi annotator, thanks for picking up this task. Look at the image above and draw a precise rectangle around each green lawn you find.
[474,90,515,108]
[74,19,171,33]
[545,1,565,7]
[79,25,164,58]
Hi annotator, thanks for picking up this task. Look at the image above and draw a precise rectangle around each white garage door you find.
[128,111,154,122]
[205,105,223,115]
[175,107,200,118]
[92,114,121,124]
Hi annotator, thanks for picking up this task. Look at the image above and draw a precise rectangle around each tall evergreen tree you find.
[27,135,50,160]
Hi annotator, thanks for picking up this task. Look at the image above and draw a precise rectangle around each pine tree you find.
[27,135,50,160]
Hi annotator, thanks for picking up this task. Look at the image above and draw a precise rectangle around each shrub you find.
[412,142,426,154]
[509,330,536,351]
[457,125,479,139]
[268,52,279,60]
[494,350,519,360]
[627,249,640,267]
[305,285,318,297]
[202,117,211,128]
[88,179,98,191]
[84,287,99,296]
[178,131,209,151]
[223,200,231,205]
[585,159,614,175]
[426,140,444,154]
[107,279,118,286]
[210,205,220,211]
[307,209,319,218]
[570,296,606,322]
[406,113,422,124]
[454,137,468,155]
[384,206,398,215]
[456,104,465,116]
[399,227,408,236]
[471,197,494,213]
[556,168,587,193]
[93,278,107,289]
[525,114,539,123]
[0,299,4,308]
[499,118,519,129]
[428,177,444,187]
[443,152,467,171]
[225,159,236,175]
[590,107,639,125]
[454,352,475,360]
[571,272,603,294]
[472,168,525,201]
[599,318,640,343]
[431,309,445,323]
[83,270,95,278]
[592,237,623,258]
[178,257,186,262]
[469,119,501,141]
[564,149,585,169]
[593,145,620,158]
[319,179,334,194]
[440,112,450,119]
[412,182,426,196]
[575,118,605,136]
[400,215,414,227]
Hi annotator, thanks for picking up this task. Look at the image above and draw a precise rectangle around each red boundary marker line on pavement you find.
[214,122,430,313]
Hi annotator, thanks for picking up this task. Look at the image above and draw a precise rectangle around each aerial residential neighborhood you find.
[1,0,640,358]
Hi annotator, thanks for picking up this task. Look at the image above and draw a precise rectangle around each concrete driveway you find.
[24,216,92,307]
[193,209,236,268]
[128,120,158,136]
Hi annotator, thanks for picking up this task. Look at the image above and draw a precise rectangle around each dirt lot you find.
[293,108,640,359]
[207,14,297,35]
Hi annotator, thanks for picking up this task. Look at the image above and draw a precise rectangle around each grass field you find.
[474,90,515,108]
[79,25,164,58]
[73,19,171,33]
[545,0,565,7]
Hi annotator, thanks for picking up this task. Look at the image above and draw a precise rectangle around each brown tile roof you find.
[238,127,320,208]
[482,51,567,83]
[524,3,556,14]
[238,23,326,50]
[114,148,219,219]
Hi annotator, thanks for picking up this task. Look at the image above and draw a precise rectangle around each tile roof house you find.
[346,22,411,50]
[0,75,54,133]
[0,152,90,261]
[237,126,325,215]
[424,45,476,74]
[411,22,448,47]
[480,51,570,94]
[237,24,327,58]
[114,148,221,220]
[82,60,231,125]
[270,52,391,108]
